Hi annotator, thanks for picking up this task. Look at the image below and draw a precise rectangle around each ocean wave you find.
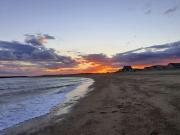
[0,77,93,132]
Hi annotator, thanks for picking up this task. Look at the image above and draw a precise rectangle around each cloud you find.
[112,41,180,66]
[0,61,40,76]
[145,9,151,15]
[0,34,78,75]
[78,53,118,73]
[0,41,72,62]
[144,1,179,15]
[1,34,180,76]
[24,33,55,46]
[164,6,178,15]
[81,41,180,68]
[81,53,111,65]
[43,34,55,40]
[79,41,180,69]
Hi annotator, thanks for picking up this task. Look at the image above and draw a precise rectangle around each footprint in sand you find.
[100,111,107,114]
[111,110,118,113]
[88,111,95,113]
[117,105,124,109]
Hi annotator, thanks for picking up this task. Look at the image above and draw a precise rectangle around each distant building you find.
[122,66,133,72]
[116,63,180,73]
[167,63,180,69]
[144,65,166,70]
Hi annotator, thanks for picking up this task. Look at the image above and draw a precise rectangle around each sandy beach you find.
[5,71,180,135]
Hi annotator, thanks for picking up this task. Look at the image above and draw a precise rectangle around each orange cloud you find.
[44,56,180,75]
[45,58,118,74]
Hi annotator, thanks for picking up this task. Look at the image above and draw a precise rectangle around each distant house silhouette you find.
[115,63,180,73]
[122,66,133,72]
[144,63,180,71]
[167,63,180,69]
[144,65,166,70]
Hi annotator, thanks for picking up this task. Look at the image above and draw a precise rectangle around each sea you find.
[0,77,93,132]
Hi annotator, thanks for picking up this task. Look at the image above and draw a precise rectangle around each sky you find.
[0,0,180,76]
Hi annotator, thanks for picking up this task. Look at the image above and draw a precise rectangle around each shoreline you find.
[3,71,180,135]
[2,78,94,135]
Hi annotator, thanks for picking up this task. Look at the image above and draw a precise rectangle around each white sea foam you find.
[0,77,93,132]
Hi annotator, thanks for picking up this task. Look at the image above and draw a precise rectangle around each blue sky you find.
[0,0,180,55]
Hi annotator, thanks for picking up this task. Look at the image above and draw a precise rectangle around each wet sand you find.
[5,71,180,135]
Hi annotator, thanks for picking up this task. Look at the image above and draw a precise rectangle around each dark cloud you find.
[81,53,111,65]
[164,6,178,15]
[0,70,21,75]
[0,35,78,70]
[80,41,180,67]
[112,41,180,66]
[24,33,55,46]
[43,34,55,39]
[0,41,57,61]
